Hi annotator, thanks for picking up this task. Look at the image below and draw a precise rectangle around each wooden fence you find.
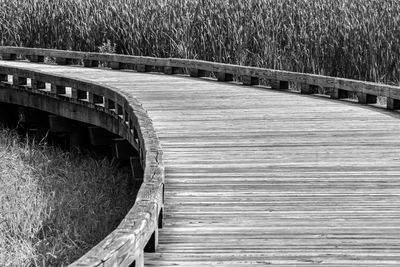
[1,46,400,109]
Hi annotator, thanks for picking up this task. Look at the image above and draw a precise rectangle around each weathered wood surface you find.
[2,46,400,107]
[0,62,164,267]
[1,60,400,266]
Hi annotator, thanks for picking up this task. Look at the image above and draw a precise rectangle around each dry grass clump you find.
[0,128,134,266]
[0,0,399,84]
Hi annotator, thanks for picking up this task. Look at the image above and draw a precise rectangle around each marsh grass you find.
[0,0,399,85]
[0,128,135,266]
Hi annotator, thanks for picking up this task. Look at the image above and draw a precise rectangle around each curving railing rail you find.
[0,59,164,267]
[1,46,400,110]
[1,46,400,266]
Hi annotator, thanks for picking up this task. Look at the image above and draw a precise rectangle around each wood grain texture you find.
[1,47,400,102]
[0,62,164,267]
[1,59,400,266]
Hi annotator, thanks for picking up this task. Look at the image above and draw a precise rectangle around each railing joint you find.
[357,92,377,104]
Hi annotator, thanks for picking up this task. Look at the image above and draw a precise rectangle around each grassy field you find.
[0,0,399,85]
[0,128,135,266]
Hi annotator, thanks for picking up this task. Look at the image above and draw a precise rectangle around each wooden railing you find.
[0,63,164,267]
[1,46,400,266]
[1,46,400,110]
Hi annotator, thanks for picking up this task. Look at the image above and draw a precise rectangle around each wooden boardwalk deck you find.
[2,61,400,266]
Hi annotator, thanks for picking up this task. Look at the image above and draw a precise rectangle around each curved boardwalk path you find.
[2,60,400,266]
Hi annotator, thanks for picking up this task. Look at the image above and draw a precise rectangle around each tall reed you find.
[0,128,134,266]
[0,0,399,84]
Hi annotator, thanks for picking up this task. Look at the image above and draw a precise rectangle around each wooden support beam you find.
[242,76,259,86]
[357,93,377,104]
[330,88,348,99]
[1,53,16,60]
[387,98,400,110]
[17,106,47,124]
[16,107,50,141]
[69,131,85,150]
[112,138,138,163]
[26,127,49,142]
[83,60,99,68]
[0,102,18,127]
[13,76,27,86]
[51,84,66,95]
[130,156,143,184]
[48,115,88,150]
[88,126,118,146]
[137,64,153,73]
[189,68,206,78]
[48,115,76,133]
[216,72,233,82]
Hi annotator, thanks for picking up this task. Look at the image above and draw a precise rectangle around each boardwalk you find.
[2,60,400,266]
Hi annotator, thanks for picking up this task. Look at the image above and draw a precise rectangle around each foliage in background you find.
[0,0,399,85]
[0,128,134,266]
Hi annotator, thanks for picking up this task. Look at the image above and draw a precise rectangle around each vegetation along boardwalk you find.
[1,55,400,266]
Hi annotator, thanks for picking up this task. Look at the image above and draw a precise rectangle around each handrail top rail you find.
[0,46,399,94]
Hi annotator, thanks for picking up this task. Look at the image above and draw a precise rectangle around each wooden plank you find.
[1,60,400,267]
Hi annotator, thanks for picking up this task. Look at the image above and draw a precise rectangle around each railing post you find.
[300,84,318,94]
[130,157,143,188]
[28,55,44,63]
[31,79,46,90]
[133,251,144,267]
[56,57,72,65]
[163,66,181,75]
[88,93,103,104]
[12,76,27,86]
[216,72,233,82]
[357,92,377,104]
[105,98,115,110]
[137,64,153,73]
[387,98,400,110]
[242,75,259,86]
[330,88,348,99]
[51,84,66,94]
[110,61,121,70]
[71,88,87,100]
[189,68,206,77]
[270,80,289,90]
[116,104,124,116]
[1,53,17,60]
[0,73,8,82]
[144,227,159,253]
[158,207,164,229]
[83,59,99,68]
